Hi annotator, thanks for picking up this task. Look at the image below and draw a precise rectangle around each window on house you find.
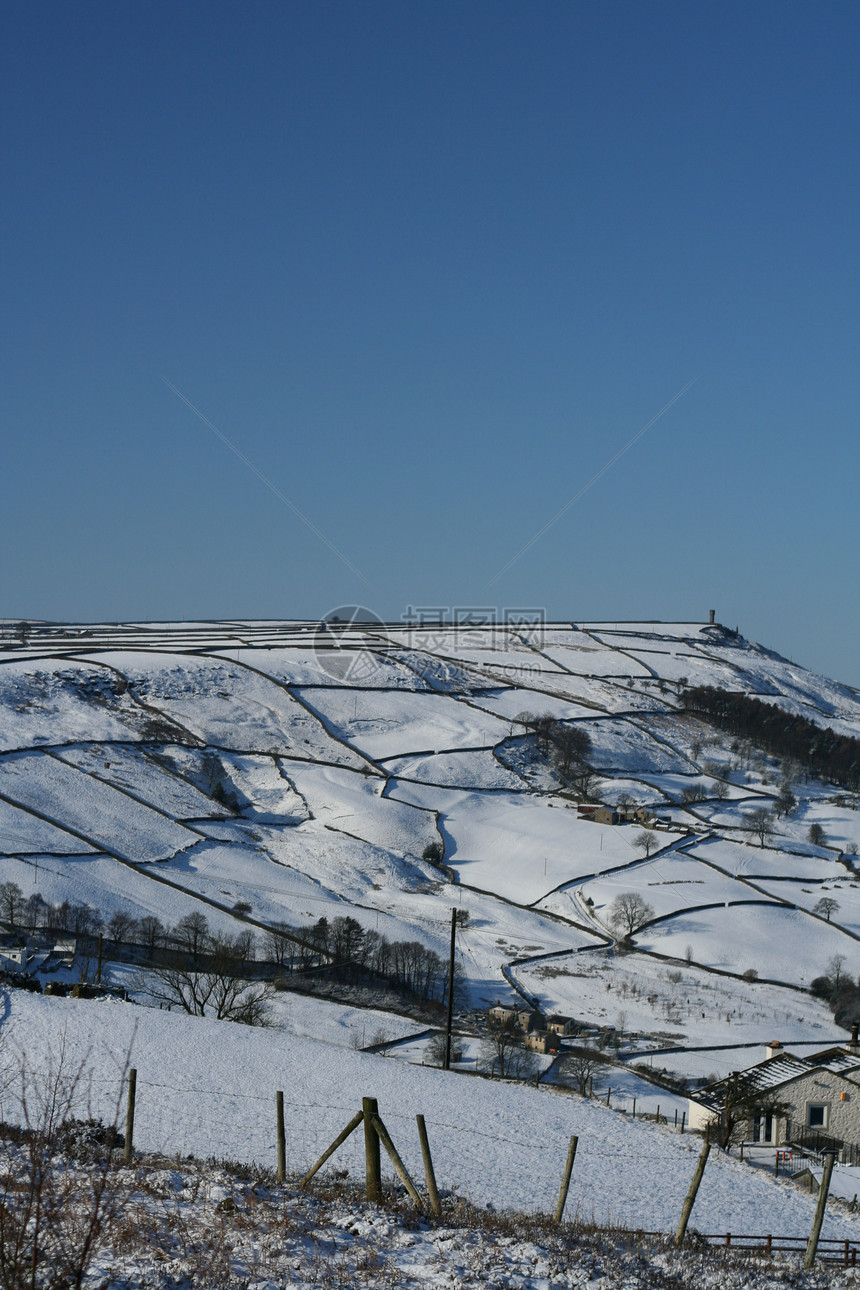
[807,1104,828,1129]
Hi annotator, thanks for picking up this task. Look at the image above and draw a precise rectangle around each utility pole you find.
[443,908,456,1070]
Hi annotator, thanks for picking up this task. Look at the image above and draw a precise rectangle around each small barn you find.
[576,804,619,825]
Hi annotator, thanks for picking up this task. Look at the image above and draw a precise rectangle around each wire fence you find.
[7,1058,860,1246]
[36,1066,701,1228]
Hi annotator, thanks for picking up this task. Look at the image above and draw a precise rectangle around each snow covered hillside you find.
[2,620,858,991]
[2,616,860,1239]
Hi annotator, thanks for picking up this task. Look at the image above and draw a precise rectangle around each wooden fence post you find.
[276,1091,286,1184]
[370,1114,424,1210]
[674,1128,711,1248]
[804,1150,837,1269]
[553,1136,578,1223]
[416,1115,441,1216]
[123,1068,136,1165]
[299,1111,364,1188]
[363,1097,382,1203]
[97,931,103,985]
[680,1111,685,1133]
[606,1087,611,1106]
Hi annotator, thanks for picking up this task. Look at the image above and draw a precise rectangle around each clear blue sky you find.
[2,2,858,684]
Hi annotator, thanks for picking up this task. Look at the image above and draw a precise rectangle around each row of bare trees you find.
[0,882,456,1023]
[293,916,454,1007]
[0,882,258,964]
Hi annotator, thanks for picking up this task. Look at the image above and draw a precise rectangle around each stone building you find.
[687,1029,860,1159]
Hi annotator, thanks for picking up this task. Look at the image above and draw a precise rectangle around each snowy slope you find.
[1,617,859,1097]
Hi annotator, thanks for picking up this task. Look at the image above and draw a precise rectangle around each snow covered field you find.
[0,751,199,862]
[513,947,838,1051]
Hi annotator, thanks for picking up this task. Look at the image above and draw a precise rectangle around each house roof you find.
[693,1048,860,1111]
[807,1047,860,1074]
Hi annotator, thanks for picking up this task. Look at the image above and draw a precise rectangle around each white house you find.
[688,1030,860,1158]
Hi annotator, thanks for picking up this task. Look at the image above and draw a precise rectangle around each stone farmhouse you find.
[525,1030,561,1055]
[688,1029,860,1161]
[488,1004,545,1033]
[487,1003,574,1058]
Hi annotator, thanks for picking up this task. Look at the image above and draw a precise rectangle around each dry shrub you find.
[0,1035,130,1290]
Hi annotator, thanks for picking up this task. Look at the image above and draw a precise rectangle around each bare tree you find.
[23,893,50,934]
[172,912,210,960]
[261,923,297,969]
[680,784,708,805]
[532,714,560,758]
[107,910,137,944]
[550,724,593,786]
[0,881,25,930]
[137,916,165,956]
[426,1031,464,1066]
[568,763,601,801]
[479,1018,535,1079]
[634,829,657,858]
[608,892,655,939]
[827,954,847,990]
[748,808,775,847]
[814,897,840,923]
[775,786,796,818]
[713,1070,791,1149]
[808,822,827,848]
[0,1040,131,1289]
[143,933,274,1024]
[559,1047,609,1096]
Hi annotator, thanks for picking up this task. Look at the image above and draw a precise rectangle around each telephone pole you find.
[443,907,456,1070]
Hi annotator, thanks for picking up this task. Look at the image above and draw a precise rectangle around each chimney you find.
[850,1022,859,1051]
[766,1040,783,1060]
[708,609,715,625]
